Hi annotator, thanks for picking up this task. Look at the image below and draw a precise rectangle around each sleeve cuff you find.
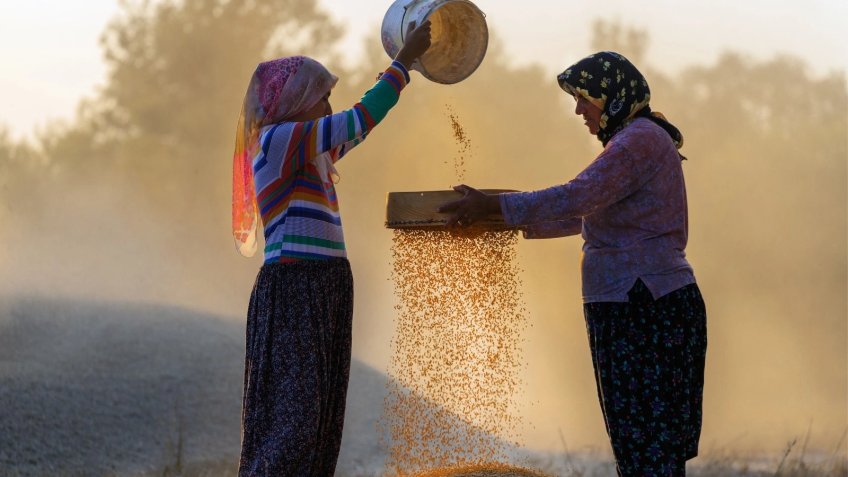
[378,61,410,94]
[390,60,411,83]
[499,192,523,226]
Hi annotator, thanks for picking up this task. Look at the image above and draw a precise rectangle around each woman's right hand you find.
[438,185,503,227]
[395,20,432,70]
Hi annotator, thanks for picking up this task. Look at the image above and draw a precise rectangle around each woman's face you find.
[574,95,602,135]
[291,91,333,121]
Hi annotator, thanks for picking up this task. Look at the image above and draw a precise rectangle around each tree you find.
[0,127,42,218]
[42,0,344,226]
[590,19,649,65]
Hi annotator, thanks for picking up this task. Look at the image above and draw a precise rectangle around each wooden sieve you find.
[385,189,517,230]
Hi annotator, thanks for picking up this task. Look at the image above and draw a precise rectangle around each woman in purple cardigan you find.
[441,51,707,477]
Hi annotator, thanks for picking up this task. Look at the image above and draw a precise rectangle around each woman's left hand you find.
[438,185,502,227]
[395,20,432,70]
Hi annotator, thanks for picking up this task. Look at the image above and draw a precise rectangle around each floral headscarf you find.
[232,56,338,256]
[557,51,684,152]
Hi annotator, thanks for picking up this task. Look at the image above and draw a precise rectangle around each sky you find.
[0,0,846,141]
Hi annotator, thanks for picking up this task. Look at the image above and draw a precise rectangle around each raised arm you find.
[261,21,431,178]
[257,61,406,175]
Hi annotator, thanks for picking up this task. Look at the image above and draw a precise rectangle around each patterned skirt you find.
[238,258,354,477]
[583,279,707,477]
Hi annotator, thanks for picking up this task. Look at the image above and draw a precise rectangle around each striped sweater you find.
[253,61,410,263]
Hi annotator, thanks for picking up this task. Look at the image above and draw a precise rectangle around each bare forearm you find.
[394,50,417,70]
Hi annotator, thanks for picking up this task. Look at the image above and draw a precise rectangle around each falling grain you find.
[445,105,471,181]
[382,229,536,476]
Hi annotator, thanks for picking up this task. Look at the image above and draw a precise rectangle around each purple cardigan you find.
[500,117,696,303]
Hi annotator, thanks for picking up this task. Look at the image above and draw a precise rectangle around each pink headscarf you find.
[232,56,338,256]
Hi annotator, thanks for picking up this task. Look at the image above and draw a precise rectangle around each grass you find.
[140,448,846,477]
[141,421,847,477]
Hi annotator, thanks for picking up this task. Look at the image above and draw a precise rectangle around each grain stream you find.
[382,229,534,476]
[445,105,471,181]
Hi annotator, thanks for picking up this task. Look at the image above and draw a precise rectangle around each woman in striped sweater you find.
[231,21,431,476]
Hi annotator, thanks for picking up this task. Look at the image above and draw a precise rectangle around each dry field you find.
[1,297,844,477]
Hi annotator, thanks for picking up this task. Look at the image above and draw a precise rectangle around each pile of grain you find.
[410,462,551,477]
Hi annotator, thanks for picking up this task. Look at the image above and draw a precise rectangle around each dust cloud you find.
[0,0,845,465]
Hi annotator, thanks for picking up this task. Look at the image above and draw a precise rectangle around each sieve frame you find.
[385,189,518,230]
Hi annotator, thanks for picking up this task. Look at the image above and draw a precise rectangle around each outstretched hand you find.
[438,185,502,227]
[395,20,432,70]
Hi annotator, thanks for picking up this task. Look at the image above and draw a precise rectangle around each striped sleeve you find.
[269,60,411,180]
[356,60,410,126]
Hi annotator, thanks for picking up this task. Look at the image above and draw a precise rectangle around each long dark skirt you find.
[238,258,354,477]
[583,279,707,477]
